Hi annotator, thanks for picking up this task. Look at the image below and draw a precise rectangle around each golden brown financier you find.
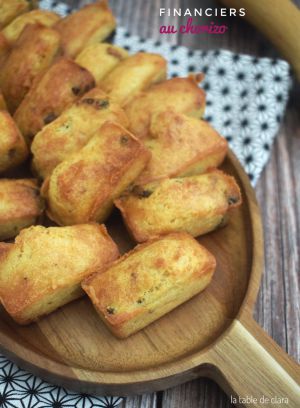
[136,110,228,184]
[125,75,206,139]
[0,0,30,29]
[82,232,216,338]
[0,224,119,324]
[0,24,61,113]
[99,52,167,106]
[75,43,128,84]
[42,122,151,225]
[0,179,44,240]
[14,58,95,144]
[0,110,28,173]
[31,88,128,179]
[54,0,116,58]
[115,170,242,242]
[2,10,60,44]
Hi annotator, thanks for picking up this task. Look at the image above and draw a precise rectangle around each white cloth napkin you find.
[0,1,291,407]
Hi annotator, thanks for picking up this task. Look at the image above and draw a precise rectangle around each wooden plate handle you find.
[219,0,300,80]
[209,318,300,407]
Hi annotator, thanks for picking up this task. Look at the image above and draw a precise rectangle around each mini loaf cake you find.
[137,110,228,184]
[0,24,61,113]
[99,52,167,106]
[115,170,242,242]
[75,43,128,84]
[82,232,216,338]
[0,110,28,173]
[14,58,95,144]
[125,75,206,139]
[54,1,116,58]
[31,87,128,179]
[2,10,60,44]
[0,179,44,240]
[42,122,151,225]
[0,0,33,30]
[0,224,119,324]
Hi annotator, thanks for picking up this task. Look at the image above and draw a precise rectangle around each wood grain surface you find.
[51,0,300,406]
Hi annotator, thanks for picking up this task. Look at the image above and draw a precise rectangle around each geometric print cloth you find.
[0,1,291,407]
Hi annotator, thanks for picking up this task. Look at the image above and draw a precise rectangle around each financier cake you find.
[115,170,242,242]
[75,43,128,84]
[82,232,216,338]
[54,0,116,57]
[0,24,61,113]
[42,122,151,225]
[31,87,128,179]
[0,179,44,240]
[137,110,228,184]
[14,58,95,144]
[2,9,60,44]
[0,224,119,324]
[125,75,206,139]
[99,52,167,106]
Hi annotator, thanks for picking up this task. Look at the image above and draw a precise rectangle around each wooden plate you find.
[0,150,299,406]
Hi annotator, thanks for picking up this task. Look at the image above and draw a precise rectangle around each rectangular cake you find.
[82,232,216,338]
[99,52,167,106]
[54,1,116,57]
[14,58,95,144]
[31,87,128,179]
[115,170,242,242]
[42,122,151,225]
[136,110,228,184]
[0,24,61,113]
[0,224,119,324]
[125,75,206,139]
[75,43,128,84]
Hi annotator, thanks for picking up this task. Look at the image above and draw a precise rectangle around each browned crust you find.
[0,24,61,113]
[0,0,29,30]
[14,58,95,143]
[42,122,151,225]
[0,223,120,324]
[54,0,116,58]
[115,169,242,242]
[82,232,216,336]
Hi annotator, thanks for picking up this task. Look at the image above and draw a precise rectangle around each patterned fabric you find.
[0,1,291,407]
